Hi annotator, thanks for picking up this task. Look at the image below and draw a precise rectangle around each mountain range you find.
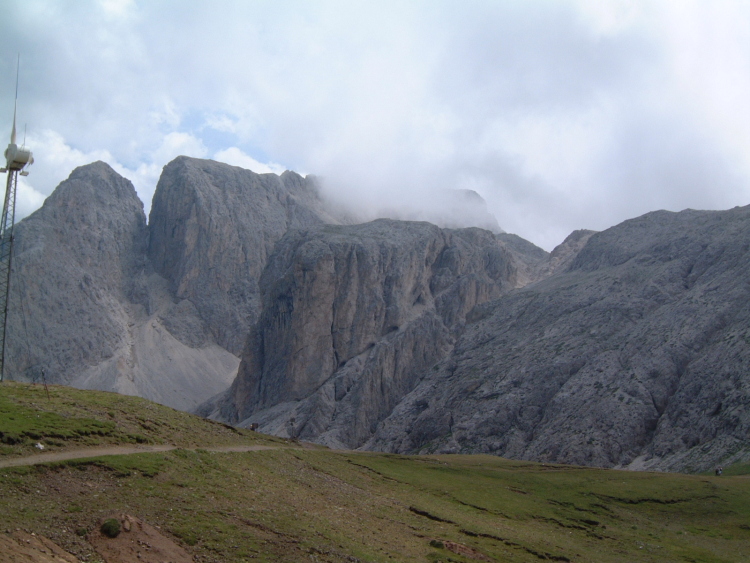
[6,157,749,472]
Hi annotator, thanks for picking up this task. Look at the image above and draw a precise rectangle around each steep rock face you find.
[215,220,519,448]
[7,162,239,410]
[366,207,750,472]
[148,157,338,354]
[6,157,341,410]
[544,229,597,275]
[7,162,147,383]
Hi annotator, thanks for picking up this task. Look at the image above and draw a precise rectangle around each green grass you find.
[0,396,117,444]
[1,382,749,562]
[0,381,283,456]
[717,463,750,477]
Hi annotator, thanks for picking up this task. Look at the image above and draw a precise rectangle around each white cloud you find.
[98,0,136,19]
[148,98,181,129]
[19,129,117,198]
[213,147,286,175]
[15,178,46,220]
[205,114,239,135]
[3,0,750,249]
[13,129,210,221]
[657,1,750,179]
[152,132,207,164]
[573,0,647,36]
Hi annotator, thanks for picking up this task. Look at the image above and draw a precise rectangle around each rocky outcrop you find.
[148,157,339,354]
[6,158,340,410]
[495,229,596,286]
[212,220,520,448]
[6,162,241,410]
[366,206,750,472]
[12,155,747,473]
[7,162,148,385]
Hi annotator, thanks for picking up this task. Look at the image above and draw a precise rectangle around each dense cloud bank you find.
[1,1,750,249]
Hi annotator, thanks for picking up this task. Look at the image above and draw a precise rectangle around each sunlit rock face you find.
[211,219,532,449]
[366,206,750,472]
[6,158,339,410]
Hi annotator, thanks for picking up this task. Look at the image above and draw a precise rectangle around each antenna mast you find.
[0,55,33,382]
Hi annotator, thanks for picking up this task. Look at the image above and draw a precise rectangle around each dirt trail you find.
[0,444,279,469]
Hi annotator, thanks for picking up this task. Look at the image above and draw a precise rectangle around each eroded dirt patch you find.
[88,514,193,563]
[442,539,493,561]
[0,530,80,562]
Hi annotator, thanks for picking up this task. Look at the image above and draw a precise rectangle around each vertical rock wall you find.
[6,157,341,410]
[148,157,338,354]
[216,220,520,449]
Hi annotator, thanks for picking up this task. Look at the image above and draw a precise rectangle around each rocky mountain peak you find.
[147,156,340,354]
[7,162,147,386]
[10,155,748,473]
[18,161,147,290]
[57,160,143,204]
[6,157,343,410]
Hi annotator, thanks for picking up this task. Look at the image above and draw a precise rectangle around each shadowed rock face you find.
[214,220,521,449]
[365,206,750,472]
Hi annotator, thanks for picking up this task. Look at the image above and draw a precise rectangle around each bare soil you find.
[0,530,79,562]
[1,514,197,563]
[88,514,193,563]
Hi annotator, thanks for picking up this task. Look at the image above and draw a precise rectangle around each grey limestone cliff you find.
[6,157,339,410]
[148,156,339,355]
[7,162,147,385]
[6,162,240,410]
[366,206,750,472]
[212,219,524,448]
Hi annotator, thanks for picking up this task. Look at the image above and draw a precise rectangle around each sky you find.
[1,0,750,250]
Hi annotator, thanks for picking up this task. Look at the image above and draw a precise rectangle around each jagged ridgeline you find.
[7,156,750,472]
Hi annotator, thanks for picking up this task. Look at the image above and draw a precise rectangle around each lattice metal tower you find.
[0,59,33,382]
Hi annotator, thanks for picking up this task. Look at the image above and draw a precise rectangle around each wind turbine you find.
[0,56,33,382]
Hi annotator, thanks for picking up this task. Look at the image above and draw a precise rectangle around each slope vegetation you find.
[1,383,749,562]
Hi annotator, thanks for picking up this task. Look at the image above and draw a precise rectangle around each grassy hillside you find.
[1,382,749,562]
[0,381,283,455]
